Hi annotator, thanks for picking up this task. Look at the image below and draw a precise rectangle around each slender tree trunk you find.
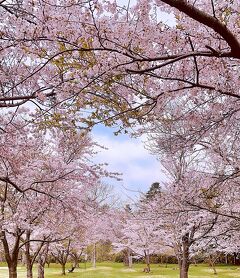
[25,231,33,278]
[146,253,150,272]
[71,254,81,268]
[37,243,49,278]
[179,236,190,278]
[225,254,228,265]
[61,263,66,275]
[209,255,217,275]
[26,263,33,278]
[38,260,45,278]
[160,255,164,265]
[233,253,237,265]
[144,249,150,272]
[52,239,71,276]
[92,243,96,268]
[212,264,217,275]
[127,248,132,268]
[165,255,168,268]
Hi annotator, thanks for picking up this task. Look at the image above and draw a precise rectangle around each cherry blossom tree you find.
[83,198,115,268]
[119,209,163,272]
[21,193,88,278]
[106,202,163,272]
[49,193,105,275]
[141,178,223,278]
[0,0,238,133]
[0,110,108,278]
[0,2,239,276]
[140,145,240,278]
[104,209,133,266]
[51,240,72,276]
[69,241,85,269]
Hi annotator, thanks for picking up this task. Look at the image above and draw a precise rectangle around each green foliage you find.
[145,182,161,199]
[86,241,115,263]
[114,252,124,263]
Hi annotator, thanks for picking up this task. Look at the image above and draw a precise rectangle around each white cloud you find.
[94,134,150,162]
[92,131,167,199]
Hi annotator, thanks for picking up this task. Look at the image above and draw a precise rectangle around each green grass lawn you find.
[0,262,239,278]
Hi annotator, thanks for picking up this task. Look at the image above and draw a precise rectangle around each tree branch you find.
[160,0,240,57]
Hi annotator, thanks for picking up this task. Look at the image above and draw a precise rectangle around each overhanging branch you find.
[160,0,240,57]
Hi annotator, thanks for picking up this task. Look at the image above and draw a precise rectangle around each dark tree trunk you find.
[1,230,22,278]
[233,252,237,265]
[8,263,18,278]
[178,234,190,278]
[37,243,49,278]
[26,263,33,278]
[61,263,66,275]
[25,231,33,278]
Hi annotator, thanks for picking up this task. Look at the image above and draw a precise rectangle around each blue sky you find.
[90,0,174,201]
[92,124,167,200]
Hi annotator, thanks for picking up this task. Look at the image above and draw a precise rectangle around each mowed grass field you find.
[0,262,240,278]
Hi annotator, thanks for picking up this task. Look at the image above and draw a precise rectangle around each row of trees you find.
[110,151,240,278]
[0,110,116,278]
[0,121,238,278]
[0,1,239,278]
